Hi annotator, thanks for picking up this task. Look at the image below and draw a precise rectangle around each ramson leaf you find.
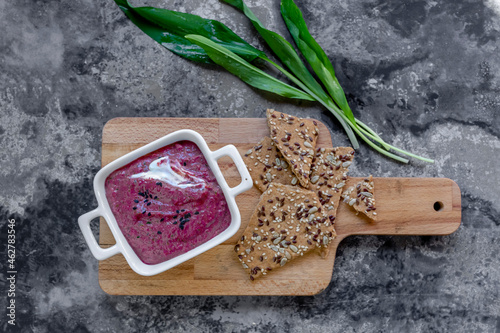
[281,0,355,123]
[115,0,265,64]
[186,34,315,101]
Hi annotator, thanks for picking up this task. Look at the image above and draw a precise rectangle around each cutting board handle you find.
[335,177,462,238]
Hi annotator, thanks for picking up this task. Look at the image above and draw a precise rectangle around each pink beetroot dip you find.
[105,140,231,265]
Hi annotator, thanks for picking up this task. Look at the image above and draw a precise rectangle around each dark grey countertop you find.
[1,0,499,332]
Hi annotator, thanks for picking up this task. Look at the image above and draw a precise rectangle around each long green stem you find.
[329,102,434,163]
[323,102,409,162]
[350,123,409,163]
[353,119,434,162]
[380,142,434,163]
[355,119,390,150]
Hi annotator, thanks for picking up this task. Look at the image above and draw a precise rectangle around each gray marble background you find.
[1,0,499,331]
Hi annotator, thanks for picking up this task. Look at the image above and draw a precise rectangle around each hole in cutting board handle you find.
[434,201,444,211]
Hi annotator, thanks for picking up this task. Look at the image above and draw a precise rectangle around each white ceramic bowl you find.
[78,129,253,276]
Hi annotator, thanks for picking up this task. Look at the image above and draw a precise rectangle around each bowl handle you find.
[78,207,121,260]
[211,145,253,197]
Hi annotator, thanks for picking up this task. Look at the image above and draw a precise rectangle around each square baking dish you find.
[78,129,253,276]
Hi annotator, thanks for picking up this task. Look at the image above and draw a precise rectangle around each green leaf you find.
[114,0,265,64]
[222,0,329,102]
[280,0,355,123]
[222,0,360,148]
[186,34,315,101]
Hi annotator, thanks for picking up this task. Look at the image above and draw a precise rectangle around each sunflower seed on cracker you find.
[308,147,355,257]
[235,183,336,280]
[242,136,298,192]
[267,109,319,188]
[341,175,377,221]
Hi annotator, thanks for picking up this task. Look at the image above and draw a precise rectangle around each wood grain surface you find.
[98,118,461,296]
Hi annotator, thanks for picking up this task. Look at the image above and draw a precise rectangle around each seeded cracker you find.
[242,137,299,192]
[267,109,319,188]
[309,147,355,214]
[341,175,377,221]
[235,183,336,280]
[309,147,355,256]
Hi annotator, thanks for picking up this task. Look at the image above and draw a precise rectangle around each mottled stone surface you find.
[1,0,499,332]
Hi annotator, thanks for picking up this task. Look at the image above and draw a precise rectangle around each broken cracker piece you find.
[242,137,298,192]
[341,175,377,221]
[267,109,319,188]
[235,183,336,280]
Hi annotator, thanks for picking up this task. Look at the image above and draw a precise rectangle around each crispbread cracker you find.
[342,175,377,221]
[242,137,298,192]
[235,183,336,280]
[309,147,355,214]
[309,147,355,256]
[267,109,319,188]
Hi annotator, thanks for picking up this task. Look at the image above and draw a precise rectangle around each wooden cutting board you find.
[98,117,461,295]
